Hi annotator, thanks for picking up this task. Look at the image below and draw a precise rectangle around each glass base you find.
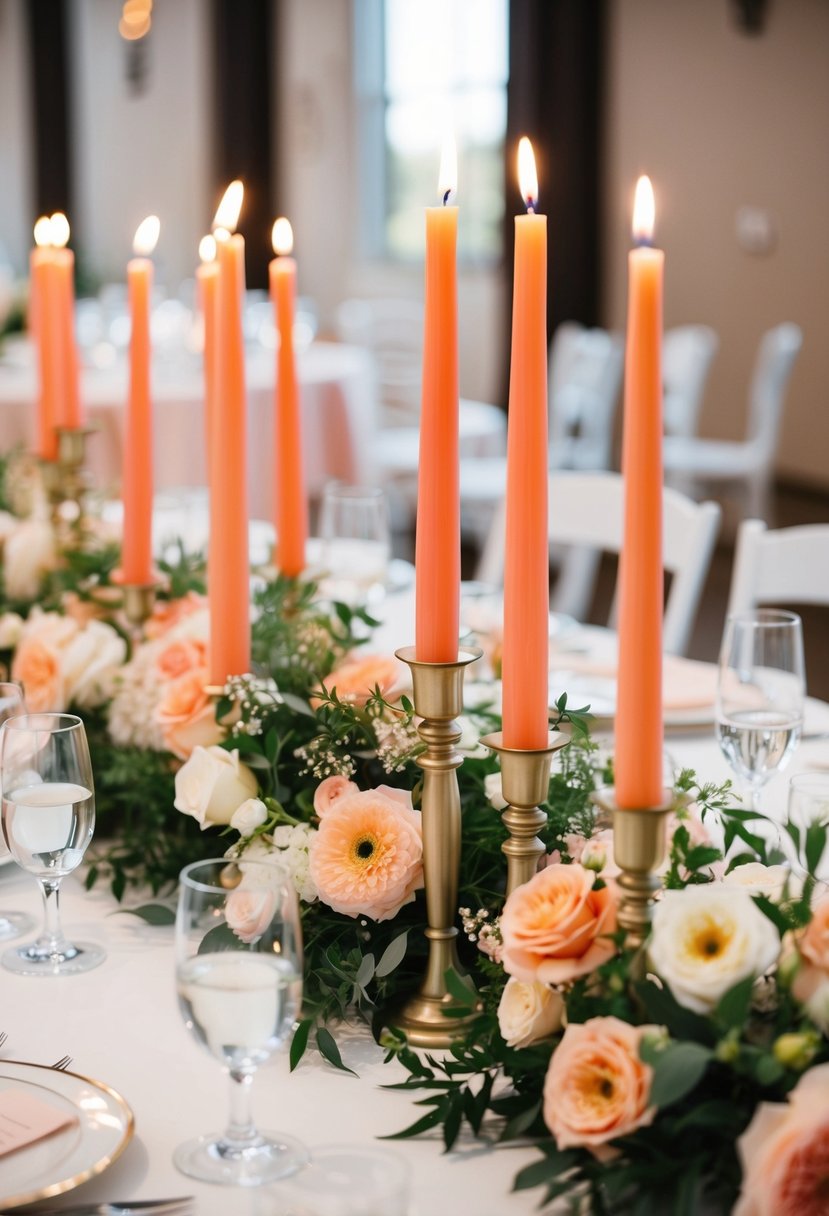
[0,912,36,942]
[2,938,106,976]
[173,1130,308,1187]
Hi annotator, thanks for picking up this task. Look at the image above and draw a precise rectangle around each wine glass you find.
[319,483,390,606]
[174,858,306,1186]
[716,610,805,811]
[0,683,36,941]
[0,713,103,975]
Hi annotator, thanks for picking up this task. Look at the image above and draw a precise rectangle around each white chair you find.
[727,518,829,617]
[662,325,719,439]
[663,323,803,521]
[459,323,623,544]
[478,470,721,656]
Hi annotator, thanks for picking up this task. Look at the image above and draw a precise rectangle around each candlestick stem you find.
[481,731,570,895]
[388,645,482,1048]
[120,581,162,630]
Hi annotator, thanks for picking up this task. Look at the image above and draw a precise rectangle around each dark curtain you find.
[212,0,275,288]
[505,0,605,349]
[25,0,73,217]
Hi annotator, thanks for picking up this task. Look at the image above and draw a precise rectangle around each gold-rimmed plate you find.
[0,1061,134,1210]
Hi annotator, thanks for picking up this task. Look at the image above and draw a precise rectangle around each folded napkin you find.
[548,652,718,712]
[0,1088,77,1156]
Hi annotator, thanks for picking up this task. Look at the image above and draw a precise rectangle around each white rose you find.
[174,746,259,830]
[3,518,56,601]
[457,716,487,758]
[230,797,268,836]
[61,620,127,708]
[721,862,797,901]
[497,977,563,1048]
[0,613,24,649]
[484,771,507,810]
[649,887,780,1014]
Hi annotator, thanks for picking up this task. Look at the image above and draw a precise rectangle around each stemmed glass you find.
[0,713,104,975]
[319,483,391,606]
[716,610,805,812]
[174,858,307,1186]
[0,683,36,941]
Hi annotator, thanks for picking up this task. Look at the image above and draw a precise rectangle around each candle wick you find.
[526,199,536,215]
[633,236,654,249]
[443,189,451,206]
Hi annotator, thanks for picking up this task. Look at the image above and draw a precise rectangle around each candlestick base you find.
[480,731,571,896]
[119,580,163,629]
[386,645,483,1048]
[591,786,682,954]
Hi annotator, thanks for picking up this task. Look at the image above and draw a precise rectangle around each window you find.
[355,0,509,263]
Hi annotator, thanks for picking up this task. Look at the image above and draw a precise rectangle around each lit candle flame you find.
[49,212,70,248]
[212,180,244,235]
[271,217,293,257]
[632,175,656,245]
[438,133,457,205]
[33,216,53,248]
[133,214,160,257]
[518,136,538,212]
[198,234,217,264]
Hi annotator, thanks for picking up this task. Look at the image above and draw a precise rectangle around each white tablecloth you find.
[3,595,829,1214]
[0,341,378,518]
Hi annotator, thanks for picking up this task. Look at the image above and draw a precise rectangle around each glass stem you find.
[224,1070,259,1149]
[36,878,67,954]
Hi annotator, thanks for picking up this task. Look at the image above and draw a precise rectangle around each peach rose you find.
[309,786,423,921]
[157,669,222,760]
[543,1017,657,1159]
[226,888,277,944]
[500,863,617,985]
[313,774,360,818]
[792,899,829,1031]
[156,637,209,681]
[315,654,405,707]
[144,592,207,639]
[735,1064,829,1216]
[11,634,63,712]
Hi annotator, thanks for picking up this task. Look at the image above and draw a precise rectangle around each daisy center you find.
[354,836,377,862]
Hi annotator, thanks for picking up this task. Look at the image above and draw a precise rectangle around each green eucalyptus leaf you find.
[197,923,244,954]
[289,1017,313,1071]
[645,1041,712,1109]
[117,903,175,926]
[375,932,408,978]
[316,1027,357,1076]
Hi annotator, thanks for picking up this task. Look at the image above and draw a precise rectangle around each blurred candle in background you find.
[615,175,665,809]
[30,216,59,460]
[269,217,307,577]
[208,181,251,683]
[49,212,83,431]
[121,214,159,585]
[415,133,460,662]
[197,233,219,482]
[501,137,550,750]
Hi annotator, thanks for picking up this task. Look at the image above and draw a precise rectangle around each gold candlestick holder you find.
[480,730,571,896]
[591,786,678,953]
[389,644,483,1048]
[119,580,163,629]
[55,426,95,518]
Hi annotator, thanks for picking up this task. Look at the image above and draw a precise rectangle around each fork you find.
[22,1199,194,1216]
[51,1053,73,1071]
[0,1030,7,1050]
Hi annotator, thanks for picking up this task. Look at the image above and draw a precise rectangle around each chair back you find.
[548,325,624,470]
[746,323,803,455]
[727,518,829,617]
[334,298,423,425]
[663,325,719,439]
[478,470,721,655]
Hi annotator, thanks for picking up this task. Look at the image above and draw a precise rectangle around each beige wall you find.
[0,0,32,274]
[604,0,829,487]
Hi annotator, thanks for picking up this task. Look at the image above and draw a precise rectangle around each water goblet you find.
[1,713,103,975]
[174,858,307,1186]
[788,772,829,882]
[0,683,36,941]
[319,483,390,606]
[716,610,805,812]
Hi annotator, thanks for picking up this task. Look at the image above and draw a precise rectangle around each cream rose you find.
[649,887,780,1015]
[226,888,277,944]
[0,612,24,649]
[722,863,796,900]
[500,863,617,985]
[735,1063,829,1215]
[543,1017,658,1159]
[497,978,563,1049]
[484,772,507,811]
[231,797,268,836]
[3,518,56,601]
[61,619,127,708]
[174,746,259,829]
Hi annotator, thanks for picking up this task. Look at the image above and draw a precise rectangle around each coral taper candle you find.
[197,234,219,482]
[208,181,250,683]
[122,215,159,585]
[49,213,82,430]
[269,217,307,577]
[415,134,460,662]
[30,217,59,460]
[501,137,550,750]
[615,175,664,809]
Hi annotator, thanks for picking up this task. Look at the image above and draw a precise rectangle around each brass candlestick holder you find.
[480,730,571,896]
[55,426,95,520]
[120,581,161,628]
[591,786,677,953]
[389,643,483,1049]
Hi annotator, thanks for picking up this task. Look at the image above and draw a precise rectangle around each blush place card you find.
[0,1089,78,1156]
